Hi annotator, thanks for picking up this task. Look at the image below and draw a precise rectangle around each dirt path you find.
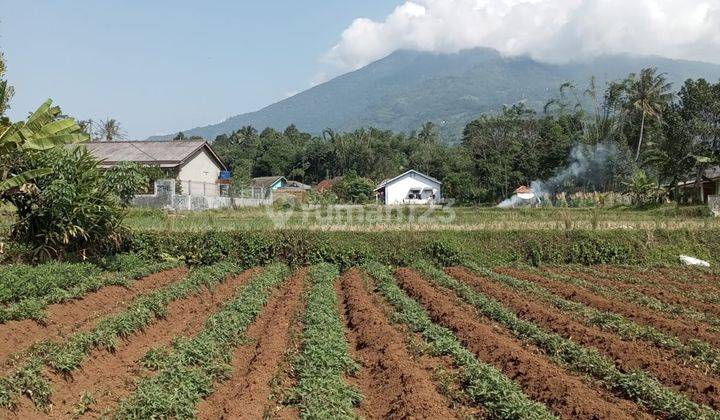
[550,267,720,319]
[197,269,306,420]
[0,267,188,368]
[395,268,651,420]
[497,267,720,348]
[14,268,262,419]
[447,267,720,410]
[338,269,458,419]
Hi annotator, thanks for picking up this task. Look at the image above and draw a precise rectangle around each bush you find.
[6,147,126,260]
[123,228,720,268]
[103,161,151,204]
[332,172,375,204]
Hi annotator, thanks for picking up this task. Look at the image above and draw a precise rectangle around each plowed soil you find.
[394,268,651,420]
[197,269,307,419]
[339,269,458,419]
[0,267,188,366]
[496,267,720,348]
[28,268,260,419]
[549,267,720,319]
[599,266,720,296]
[447,267,720,410]
[660,268,720,290]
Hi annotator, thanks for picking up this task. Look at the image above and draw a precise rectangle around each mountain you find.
[148,48,720,142]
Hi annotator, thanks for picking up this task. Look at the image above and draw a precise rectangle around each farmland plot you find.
[0,258,719,419]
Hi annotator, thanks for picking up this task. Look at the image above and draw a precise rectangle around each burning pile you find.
[498,186,540,208]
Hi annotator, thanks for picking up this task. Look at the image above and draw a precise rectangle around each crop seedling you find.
[425,260,719,419]
[291,263,361,419]
[364,262,556,420]
[115,263,290,419]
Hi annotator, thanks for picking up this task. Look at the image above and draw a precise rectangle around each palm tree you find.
[624,68,673,161]
[98,118,124,141]
[418,121,438,143]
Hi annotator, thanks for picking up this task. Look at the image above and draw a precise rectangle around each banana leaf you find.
[0,168,53,192]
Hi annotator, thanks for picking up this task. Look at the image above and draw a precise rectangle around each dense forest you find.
[209,68,720,204]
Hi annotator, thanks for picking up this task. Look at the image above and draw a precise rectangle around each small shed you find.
[374,169,442,205]
[251,176,287,190]
[676,166,720,203]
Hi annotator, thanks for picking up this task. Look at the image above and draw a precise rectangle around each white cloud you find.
[322,0,720,74]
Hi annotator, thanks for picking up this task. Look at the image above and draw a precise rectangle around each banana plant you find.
[0,99,89,192]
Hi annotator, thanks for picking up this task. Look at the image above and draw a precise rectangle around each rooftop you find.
[252,176,286,189]
[72,140,226,170]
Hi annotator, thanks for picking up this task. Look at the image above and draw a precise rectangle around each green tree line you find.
[212,68,719,204]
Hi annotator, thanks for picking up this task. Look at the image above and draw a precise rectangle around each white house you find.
[79,140,227,189]
[374,169,442,205]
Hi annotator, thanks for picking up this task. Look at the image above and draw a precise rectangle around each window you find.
[408,189,421,199]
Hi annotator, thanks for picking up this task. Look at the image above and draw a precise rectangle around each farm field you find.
[1,257,719,418]
[119,205,720,232]
[3,204,716,235]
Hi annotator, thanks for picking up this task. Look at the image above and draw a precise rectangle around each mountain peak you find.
[148,49,720,142]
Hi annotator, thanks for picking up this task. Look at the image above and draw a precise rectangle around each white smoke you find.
[324,0,720,74]
[497,194,529,208]
[498,142,625,207]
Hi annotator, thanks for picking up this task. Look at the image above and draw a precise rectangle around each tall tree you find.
[623,68,673,161]
[97,118,124,141]
[0,52,14,127]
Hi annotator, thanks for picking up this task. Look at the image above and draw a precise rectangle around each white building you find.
[374,169,442,205]
[79,140,227,194]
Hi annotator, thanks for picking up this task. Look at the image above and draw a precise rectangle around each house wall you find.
[177,149,222,184]
[384,173,442,205]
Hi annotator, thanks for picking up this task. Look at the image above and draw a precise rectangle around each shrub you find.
[6,147,126,260]
[424,240,463,266]
[103,161,151,204]
[332,172,375,204]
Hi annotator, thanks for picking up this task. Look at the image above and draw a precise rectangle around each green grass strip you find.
[0,261,243,411]
[465,262,720,376]
[364,262,555,420]
[0,256,181,324]
[420,261,719,420]
[114,263,290,419]
[539,268,720,328]
[293,263,361,420]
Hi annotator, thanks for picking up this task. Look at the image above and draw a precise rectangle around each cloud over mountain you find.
[323,0,720,74]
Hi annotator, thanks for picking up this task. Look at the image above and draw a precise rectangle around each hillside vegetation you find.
[150,48,720,142]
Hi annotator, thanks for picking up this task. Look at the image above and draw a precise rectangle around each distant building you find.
[281,180,312,191]
[251,176,287,190]
[78,140,227,186]
[374,169,442,205]
[677,166,720,203]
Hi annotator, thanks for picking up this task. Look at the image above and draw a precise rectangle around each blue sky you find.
[4,1,719,139]
[1,0,398,138]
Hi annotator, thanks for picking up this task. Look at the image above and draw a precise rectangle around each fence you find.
[710,195,720,217]
[132,179,273,211]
